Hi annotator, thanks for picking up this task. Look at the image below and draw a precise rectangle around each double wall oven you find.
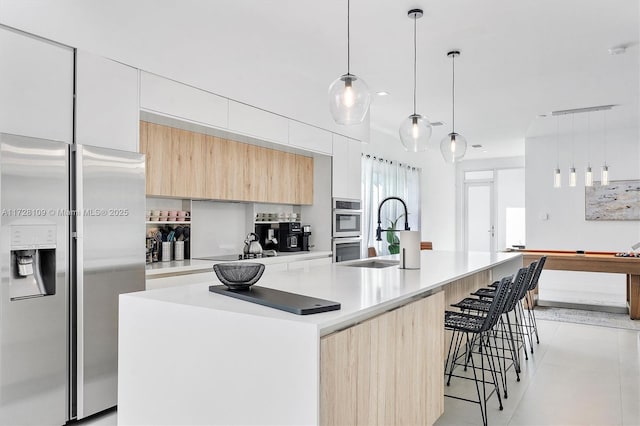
[332,198,362,262]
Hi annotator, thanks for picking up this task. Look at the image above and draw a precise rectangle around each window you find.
[361,155,421,256]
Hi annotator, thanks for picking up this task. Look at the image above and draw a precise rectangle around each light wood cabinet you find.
[140,121,172,197]
[170,127,206,199]
[140,121,314,204]
[296,154,314,205]
[320,291,444,426]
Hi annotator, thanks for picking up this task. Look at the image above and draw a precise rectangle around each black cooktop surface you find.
[194,253,264,262]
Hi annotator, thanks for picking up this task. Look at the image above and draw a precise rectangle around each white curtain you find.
[361,154,421,256]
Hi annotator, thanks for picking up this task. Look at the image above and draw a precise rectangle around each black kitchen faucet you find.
[375,196,410,241]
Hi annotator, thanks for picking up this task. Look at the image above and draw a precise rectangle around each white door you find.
[465,182,495,252]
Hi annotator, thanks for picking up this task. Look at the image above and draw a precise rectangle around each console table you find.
[522,250,640,320]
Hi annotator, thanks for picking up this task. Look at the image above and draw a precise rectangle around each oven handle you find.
[333,209,362,214]
[332,237,363,244]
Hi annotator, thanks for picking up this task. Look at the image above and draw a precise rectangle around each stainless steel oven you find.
[332,237,362,263]
[332,197,362,238]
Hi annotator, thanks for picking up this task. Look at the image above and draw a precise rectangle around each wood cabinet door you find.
[204,135,248,201]
[170,127,206,199]
[244,144,269,202]
[296,155,314,205]
[141,121,172,197]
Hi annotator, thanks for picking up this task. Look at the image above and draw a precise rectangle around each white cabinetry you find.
[332,134,361,200]
[75,50,139,152]
[228,101,288,146]
[288,121,332,155]
[140,72,228,129]
[0,27,73,142]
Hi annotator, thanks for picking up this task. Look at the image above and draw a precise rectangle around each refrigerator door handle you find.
[73,145,86,418]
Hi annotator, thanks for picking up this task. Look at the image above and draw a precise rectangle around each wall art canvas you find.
[585,179,640,220]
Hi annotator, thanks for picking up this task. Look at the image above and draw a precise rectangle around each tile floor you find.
[436,319,640,426]
[78,319,639,426]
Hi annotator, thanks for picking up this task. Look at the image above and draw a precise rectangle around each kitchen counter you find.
[145,250,333,277]
[119,250,522,425]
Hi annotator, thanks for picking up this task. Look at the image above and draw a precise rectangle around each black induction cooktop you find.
[193,253,268,262]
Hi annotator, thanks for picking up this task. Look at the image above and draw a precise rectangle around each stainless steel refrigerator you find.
[0,133,145,425]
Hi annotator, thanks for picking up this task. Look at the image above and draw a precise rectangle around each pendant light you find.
[399,9,431,152]
[569,115,577,187]
[328,0,371,125]
[553,116,561,188]
[601,110,609,186]
[440,50,467,163]
[585,112,593,187]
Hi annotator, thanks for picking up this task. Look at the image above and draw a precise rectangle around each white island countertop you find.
[119,250,522,426]
[129,250,521,336]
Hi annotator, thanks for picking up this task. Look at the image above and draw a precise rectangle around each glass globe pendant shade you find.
[328,73,371,125]
[399,114,432,152]
[440,132,468,163]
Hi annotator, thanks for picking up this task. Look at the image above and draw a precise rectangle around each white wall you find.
[190,201,247,257]
[525,122,640,307]
[525,125,640,251]
[366,129,456,250]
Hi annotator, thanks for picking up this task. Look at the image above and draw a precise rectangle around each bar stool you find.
[444,276,512,426]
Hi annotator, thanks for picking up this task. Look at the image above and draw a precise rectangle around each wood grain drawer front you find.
[320,291,445,426]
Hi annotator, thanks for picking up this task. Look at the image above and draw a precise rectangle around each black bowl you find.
[213,262,265,290]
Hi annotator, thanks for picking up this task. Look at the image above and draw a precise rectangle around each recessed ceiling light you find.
[472,144,483,148]
[376,91,389,96]
[482,150,488,153]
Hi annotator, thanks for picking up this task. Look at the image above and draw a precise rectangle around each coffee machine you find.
[301,225,311,251]
[277,222,301,252]
[255,223,279,251]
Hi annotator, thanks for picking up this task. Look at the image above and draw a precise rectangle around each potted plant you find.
[386,214,405,254]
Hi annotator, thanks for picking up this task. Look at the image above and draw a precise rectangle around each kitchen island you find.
[118,250,522,425]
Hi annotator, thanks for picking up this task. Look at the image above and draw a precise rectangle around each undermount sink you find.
[343,259,399,269]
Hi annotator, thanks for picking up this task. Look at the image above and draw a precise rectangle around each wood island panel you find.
[320,291,444,426]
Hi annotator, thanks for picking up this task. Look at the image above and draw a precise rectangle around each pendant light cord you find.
[556,115,560,169]
[452,54,455,133]
[413,13,417,115]
[571,114,575,167]
[603,110,607,166]
[347,0,350,75]
[586,112,590,166]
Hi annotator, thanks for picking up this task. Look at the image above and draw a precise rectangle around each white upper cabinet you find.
[75,50,139,152]
[140,72,228,129]
[228,101,288,146]
[0,27,73,143]
[288,121,332,155]
[332,134,361,200]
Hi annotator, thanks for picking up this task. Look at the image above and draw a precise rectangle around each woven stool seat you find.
[451,297,491,312]
[445,310,485,332]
